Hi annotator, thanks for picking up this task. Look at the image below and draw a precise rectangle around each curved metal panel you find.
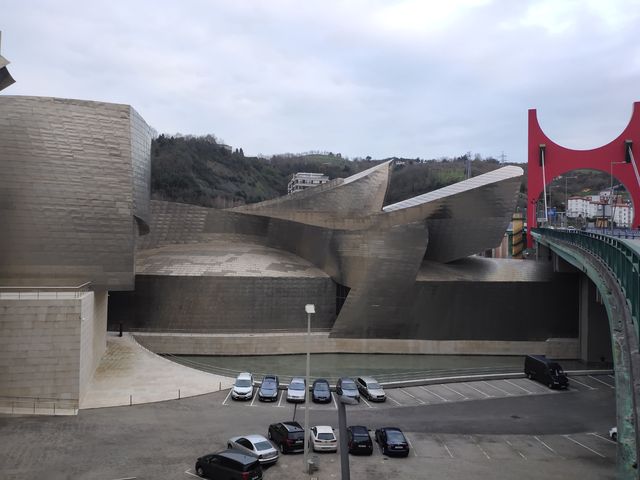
[383,166,523,262]
[230,160,391,226]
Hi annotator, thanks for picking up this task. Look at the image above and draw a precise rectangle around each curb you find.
[380,369,614,389]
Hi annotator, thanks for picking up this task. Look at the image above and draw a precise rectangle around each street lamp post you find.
[337,394,359,480]
[611,161,627,233]
[563,175,577,227]
[303,304,315,474]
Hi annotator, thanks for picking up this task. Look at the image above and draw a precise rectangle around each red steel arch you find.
[528,102,640,244]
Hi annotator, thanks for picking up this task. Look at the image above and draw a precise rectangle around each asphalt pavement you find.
[0,375,616,480]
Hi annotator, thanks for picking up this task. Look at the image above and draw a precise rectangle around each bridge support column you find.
[578,275,613,364]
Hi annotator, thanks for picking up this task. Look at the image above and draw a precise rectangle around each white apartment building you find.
[287,172,330,195]
[567,194,634,227]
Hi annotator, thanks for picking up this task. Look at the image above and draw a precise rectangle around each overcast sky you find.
[2,0,639,161]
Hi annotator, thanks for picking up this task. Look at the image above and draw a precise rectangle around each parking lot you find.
[221,373,616,411]
[0,373,616,479]
[183,430,615,479]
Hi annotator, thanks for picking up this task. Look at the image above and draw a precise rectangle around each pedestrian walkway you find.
[81,333,234,409]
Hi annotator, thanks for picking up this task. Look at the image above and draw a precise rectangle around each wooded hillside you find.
[151,134,616,212]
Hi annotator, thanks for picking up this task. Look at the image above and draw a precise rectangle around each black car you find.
[375,427,410,457]
[336,377,360,402]
[258,374,279,402]
[312,378,332,403]
[267,421,305,454]
[195,449,263,479]
[347,425,373,455]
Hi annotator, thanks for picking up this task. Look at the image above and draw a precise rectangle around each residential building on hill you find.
[287,172,329,194]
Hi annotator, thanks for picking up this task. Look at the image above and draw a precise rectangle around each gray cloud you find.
[2,0,639,161]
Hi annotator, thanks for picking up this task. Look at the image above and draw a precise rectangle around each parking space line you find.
[331,393,337,410]
[250,393,257,407]
[469,435,490,459]
[563,434,606,458]
[504,379,533,394]
[442,384,468,400]
[482,381,512,396]
[405,435,418,457]
[608,374,615,380]
[400,388,426,405]
[588,375,615,389]
[386,394,402,406]
[534,436,558,456]
[361,396,373,408]
[506,439,526,459]
[568,377,596,390]
[277,392,285,407]
[112,477,137,480]
[222,390,232,406]
[435,434,454,458]
[589,432,616,445]
[443,443,454,458]
[419,386,448,402]
[464,383,492,398]
[184,470,199,478]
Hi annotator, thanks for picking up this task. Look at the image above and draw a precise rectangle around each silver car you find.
[227,434,279,465]
[287,377,307,403]
[356,376,386,402]
[231,372,254,401]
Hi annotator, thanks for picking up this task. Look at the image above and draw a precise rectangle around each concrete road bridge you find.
[533,228,640,478]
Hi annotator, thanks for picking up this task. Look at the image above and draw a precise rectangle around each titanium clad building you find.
[112,162,577,356]
[0,96,152,289]
[0,95,153,406]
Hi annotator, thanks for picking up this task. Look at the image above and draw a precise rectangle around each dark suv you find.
[195,449,262,479]
[347,425,373,455]
[268,421,305,454]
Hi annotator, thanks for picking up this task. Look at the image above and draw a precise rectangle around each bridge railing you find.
[533,228,640,338]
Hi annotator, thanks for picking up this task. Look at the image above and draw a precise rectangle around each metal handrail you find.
[162,353,527,384]
[0,282,92,300]
[119,326,333,334]
[0,395,79,415]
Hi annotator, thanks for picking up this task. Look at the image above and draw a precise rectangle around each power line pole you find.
[500,151,507,163]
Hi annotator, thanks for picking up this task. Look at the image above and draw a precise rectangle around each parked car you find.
[258,375,279,402]
[231,372,254,401]
[347,425,373,455]
[267,421,305,454]
[375,427,410,457]
[195,449,263,479]
[309,425,338,453]
[524,355,569,389]
[286,377,307,403]
[355,376,386,402]
[336,377,360,402]
[610,426,618,442]
[227,434,279,465]
[312,378,332,403]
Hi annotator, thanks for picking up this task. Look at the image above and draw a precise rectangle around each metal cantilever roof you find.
[383,165,524,212]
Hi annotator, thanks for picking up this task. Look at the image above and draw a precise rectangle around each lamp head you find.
[305,304,315,314]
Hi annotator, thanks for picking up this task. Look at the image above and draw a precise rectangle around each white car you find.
[287,377,306,403]
[610,427,618,441]
[231,372,254,401]
[309,425,337,452]
[227,434,279,465]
